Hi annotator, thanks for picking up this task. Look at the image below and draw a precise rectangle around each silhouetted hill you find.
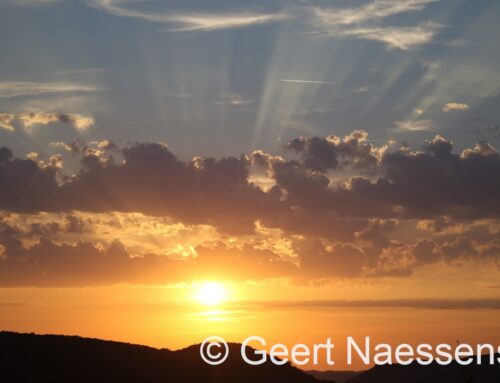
[308,370,362,382]
[344,353,500,383]
[0,331,324,383]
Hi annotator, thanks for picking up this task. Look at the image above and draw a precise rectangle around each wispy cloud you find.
[90,0,289,31]
[167,12,291,32]
[281,79,336,85]
[311,0,438,26]
[308,0,442,50]
[337,23,442,50]
[241,298,500,310]
[443,102,469,112]
[393,119,436,131]
[214,93,253,106]
[0,81,101,98]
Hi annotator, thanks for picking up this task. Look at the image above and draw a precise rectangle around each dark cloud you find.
[287,130,378,172]
[1,133,500,285]
[65,214,87,233]
[294,238,368,279]
[0,147,61,212]
[247,298,500,310]
[272,134,500,221]
[2,134,500,229]
[63,143,283,234]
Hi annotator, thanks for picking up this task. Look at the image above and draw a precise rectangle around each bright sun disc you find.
[196,282,227,306]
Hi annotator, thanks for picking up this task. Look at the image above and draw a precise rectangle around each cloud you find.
[214,93,253,106]
[0,114,15,131]
[0,113,95,132]
[0,216,297,286]
[1,132,500,243]
[0,81,101,98]
[337,23,442,50]
[0,131,500,283]
[286,131,378,172]
[250,298,500,310]
[1,208,498,286]
[443,102,469,112]
[310,0,438,26]
[294,238,368,278]
[264,134,500,226]
[308,1,442,49]
[17,112,95,131]
[165,12,291,32]
[393,119,436,131]
[50,139,115,154]
[1,132,500,286]
[90,0,289,31]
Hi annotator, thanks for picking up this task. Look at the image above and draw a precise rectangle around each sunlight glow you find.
[195,282,227,306]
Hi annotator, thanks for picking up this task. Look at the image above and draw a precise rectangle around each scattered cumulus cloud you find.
[0,112,94,132]
[414,108,425,115]
[0,114,15,131]
[394,119,436,131]
[443,102,469,112]
[18,112,95,131]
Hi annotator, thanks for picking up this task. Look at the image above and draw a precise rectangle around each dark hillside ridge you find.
[344,352,500,383]
[0,331,323,383]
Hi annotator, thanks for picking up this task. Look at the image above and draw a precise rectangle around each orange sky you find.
[1,282,499,370]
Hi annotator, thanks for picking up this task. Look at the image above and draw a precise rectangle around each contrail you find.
[281,79,336,85]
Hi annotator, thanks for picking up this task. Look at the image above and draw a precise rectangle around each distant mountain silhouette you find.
[308,370,362,382]
[344,354,500,383]
[0,331,324,383]
[1,332,499,383]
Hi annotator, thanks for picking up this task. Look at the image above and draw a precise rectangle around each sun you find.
[195,282,227,306]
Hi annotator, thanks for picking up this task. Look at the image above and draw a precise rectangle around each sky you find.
[1,0,500,371]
